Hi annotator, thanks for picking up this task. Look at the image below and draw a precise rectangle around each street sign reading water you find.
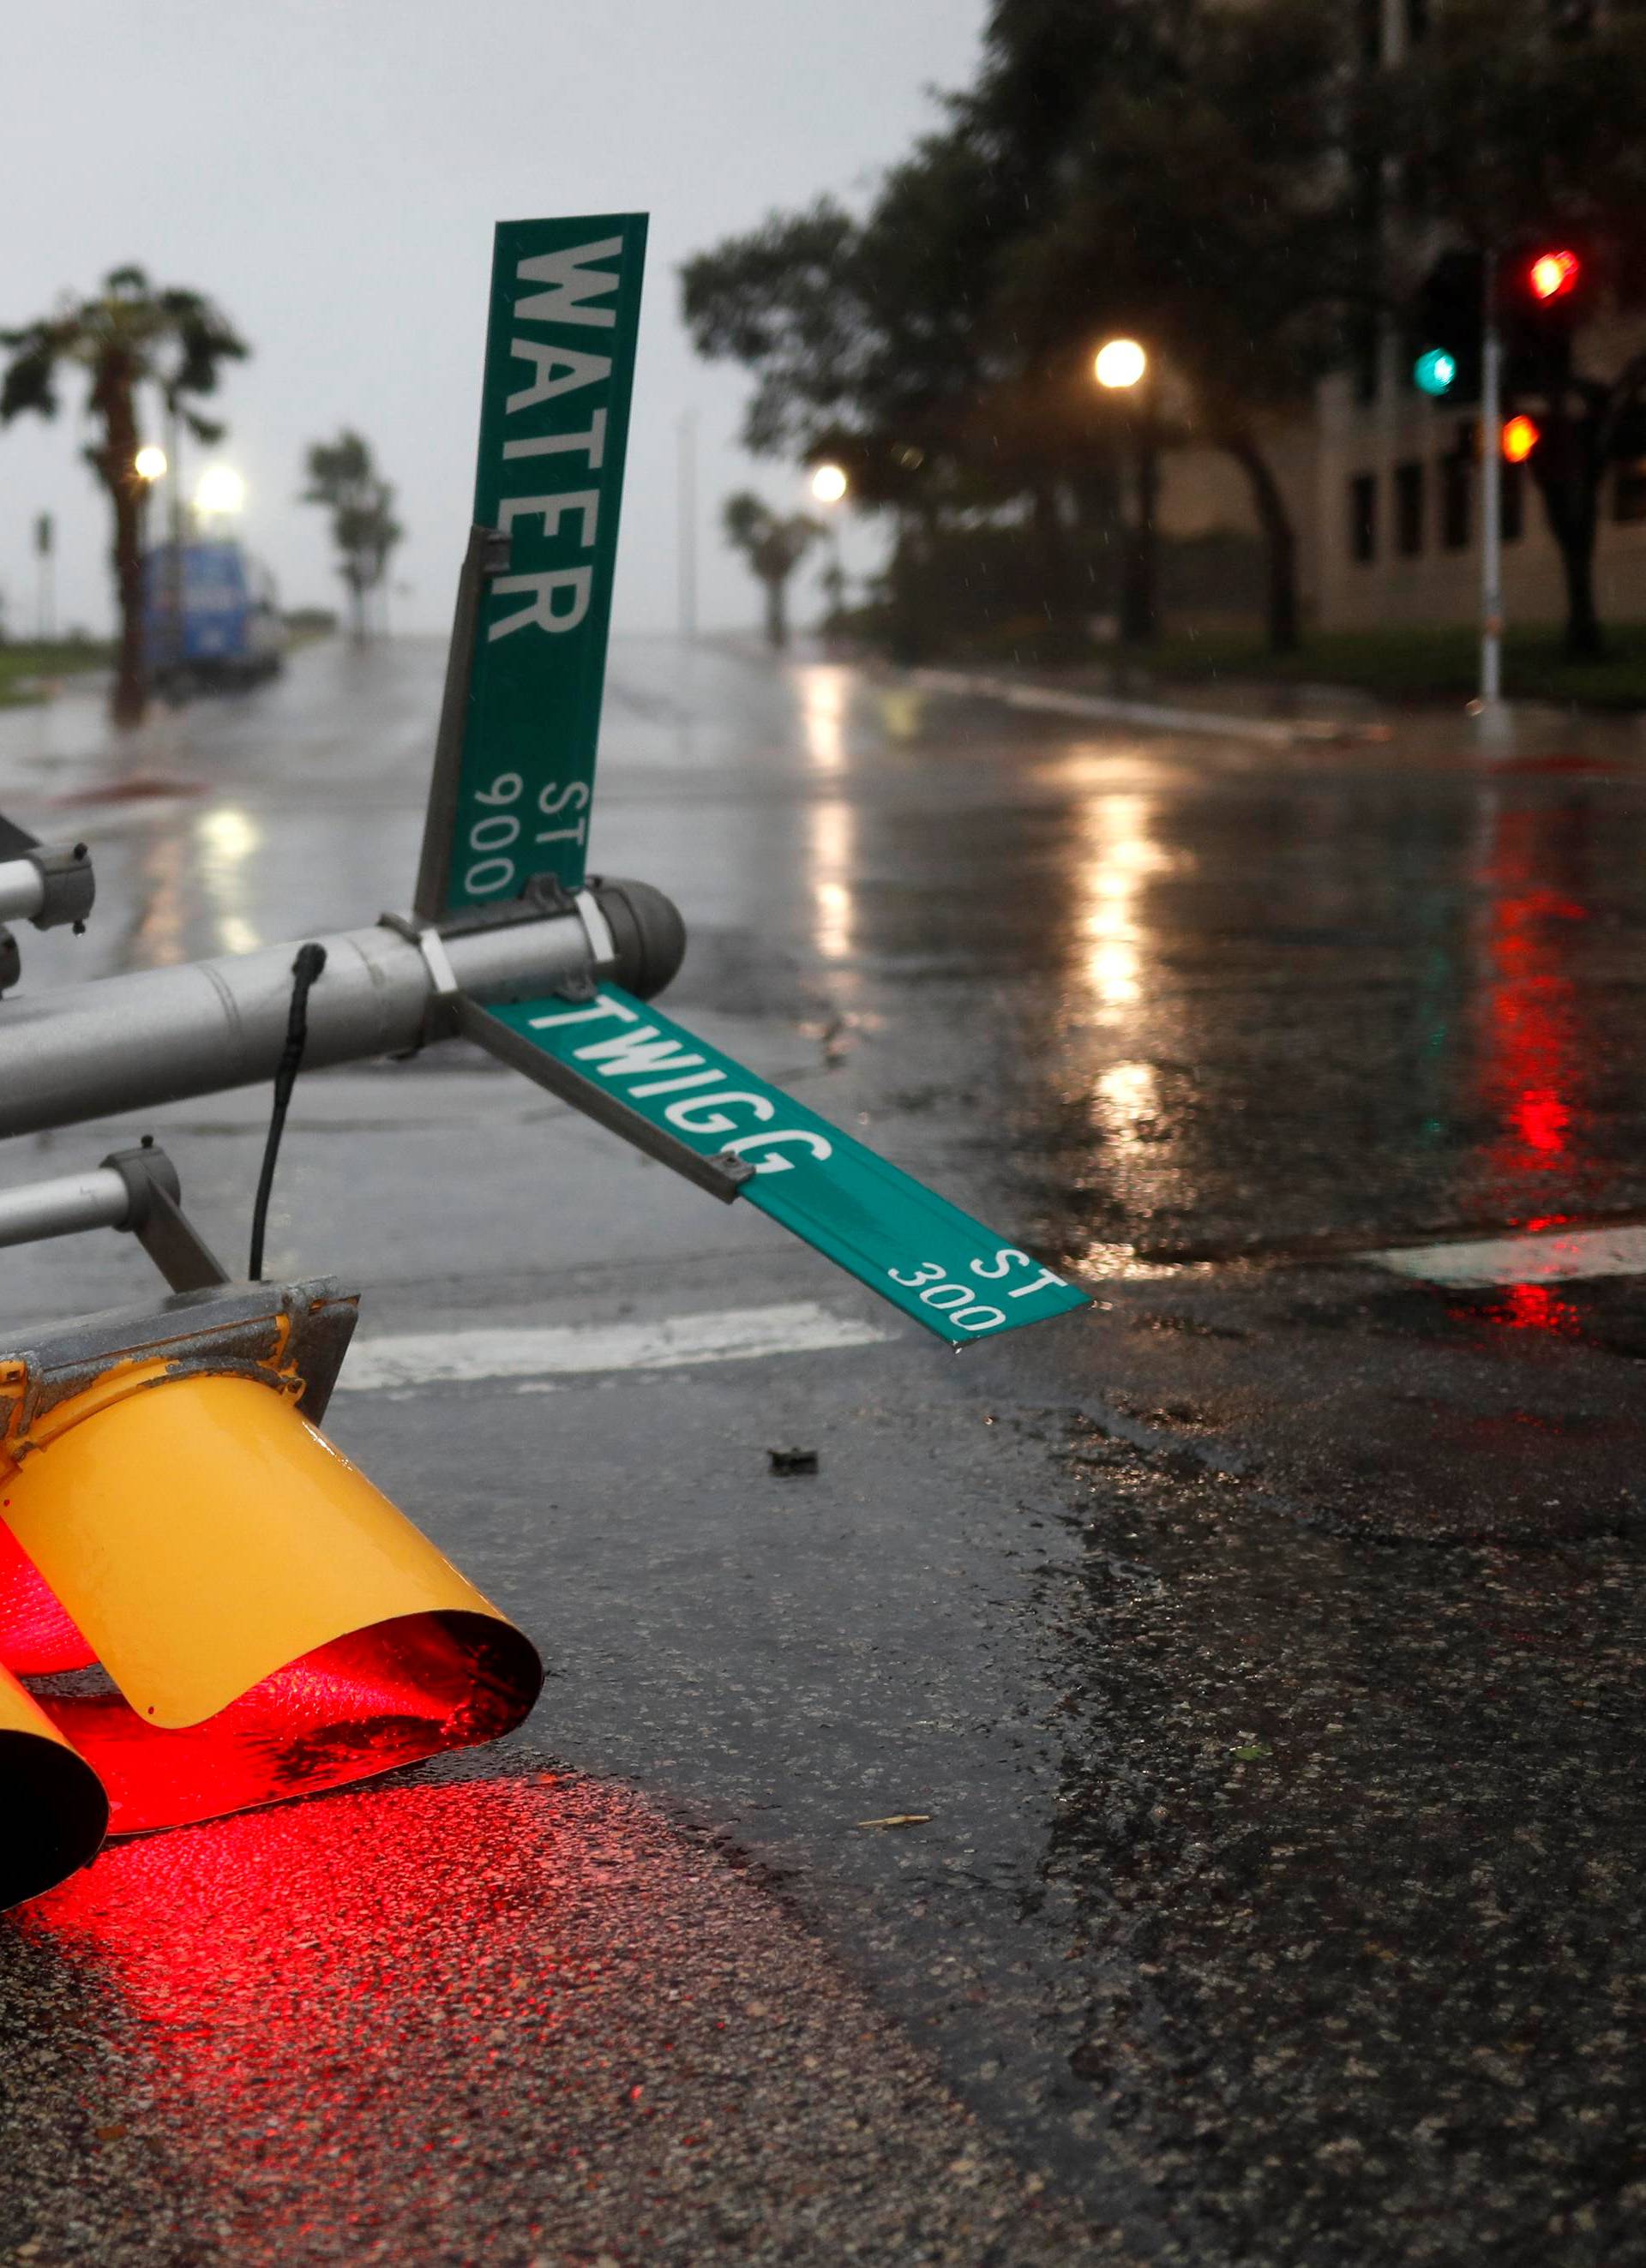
[436,213,647,915]
[423,210,1086,1346]
[477,986,1090,1345]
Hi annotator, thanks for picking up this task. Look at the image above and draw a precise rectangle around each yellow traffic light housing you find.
[0,1659,107,1910]
[0,1278,540,1899]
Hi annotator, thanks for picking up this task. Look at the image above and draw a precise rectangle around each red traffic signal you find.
[1528,248,1581,303]
[1502,414,1541,463]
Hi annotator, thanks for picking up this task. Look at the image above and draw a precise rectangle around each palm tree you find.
[0,267,248,725]
[301,430,404,645]
[723,492,821,649]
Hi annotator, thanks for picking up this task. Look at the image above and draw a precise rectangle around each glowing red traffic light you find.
[1528,249,1581,303]
[1502,414,1541,463]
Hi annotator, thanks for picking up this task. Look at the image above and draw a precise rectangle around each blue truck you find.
[142,540,287,689]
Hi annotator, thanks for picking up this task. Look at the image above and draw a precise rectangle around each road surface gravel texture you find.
[2,638,1645,2265]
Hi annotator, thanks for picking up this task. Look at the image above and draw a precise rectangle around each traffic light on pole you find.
[1409,248,1485,404]
[1503,239,1588,391]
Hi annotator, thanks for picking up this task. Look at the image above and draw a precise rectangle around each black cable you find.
[248,941,327,1282]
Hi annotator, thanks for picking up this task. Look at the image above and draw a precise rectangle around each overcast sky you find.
[0,0,988,642]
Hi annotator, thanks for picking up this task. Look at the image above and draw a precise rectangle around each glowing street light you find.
[810,463,848,505]
[194,464,246,519]
[134,445,168,483]
[1095,338,1148,391]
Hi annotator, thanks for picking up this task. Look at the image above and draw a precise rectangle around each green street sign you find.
[435,213,647,915]
[480,984,1090,1345]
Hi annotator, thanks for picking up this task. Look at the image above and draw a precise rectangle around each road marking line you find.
[337,1301,890,1390]
[908,667,1347,747]
[1372,1224,1646,1289]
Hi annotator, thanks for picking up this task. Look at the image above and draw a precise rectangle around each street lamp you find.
[1094,338,1148,391]
[809,465,849,638]
[194,464,246,521]
[1094,339,1156,644]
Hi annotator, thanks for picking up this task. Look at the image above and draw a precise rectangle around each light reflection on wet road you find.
[9,637,1646,1270]
[3,640,1646,2261]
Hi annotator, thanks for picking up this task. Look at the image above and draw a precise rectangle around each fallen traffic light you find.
[0,1275,540,1895]
[0,1659,107,1910]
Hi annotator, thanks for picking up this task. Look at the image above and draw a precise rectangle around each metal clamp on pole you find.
[377,911,465,1047]
[0,812,95,933]
[0,1141,230,1293]
[0,811,95,1001]
[103,1143,231,1294]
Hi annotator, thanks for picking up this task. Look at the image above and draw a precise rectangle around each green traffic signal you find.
[1414,347,1458,397]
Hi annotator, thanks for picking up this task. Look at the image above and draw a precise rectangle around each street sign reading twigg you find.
[442,213,647,913]
[481,985,1090,1345]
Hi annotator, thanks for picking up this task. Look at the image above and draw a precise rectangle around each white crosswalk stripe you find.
[1371,1223,1646,1289]
[337,1301,890,1390]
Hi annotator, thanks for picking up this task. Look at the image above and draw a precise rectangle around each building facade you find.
[1312,0,1646,633]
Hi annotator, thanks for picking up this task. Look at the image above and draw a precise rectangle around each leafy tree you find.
[722,493,820,648]
[683,135,1120,656]
[1381,0,1646,657]
[683,1,1366,657]
[0,267,247,724]
[965,0,1364,653]
[301,429,404,644]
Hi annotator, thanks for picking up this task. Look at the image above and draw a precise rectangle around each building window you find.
[1615,459,1646,524]
[1503,460,1526,541]
[1349,474,1378,562]
[1395,461,1425,556]
[1440,453,1471,549]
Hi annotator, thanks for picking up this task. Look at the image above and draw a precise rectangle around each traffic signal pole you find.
[1479,251,1507,729]
[0,879,680,1143]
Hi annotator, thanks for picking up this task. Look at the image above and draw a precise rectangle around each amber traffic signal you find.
[1502,414,1541,463]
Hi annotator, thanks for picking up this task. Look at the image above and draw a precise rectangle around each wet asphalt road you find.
[3,639,1646,2264]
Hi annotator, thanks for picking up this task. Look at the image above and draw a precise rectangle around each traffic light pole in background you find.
[1479,251,1506,729]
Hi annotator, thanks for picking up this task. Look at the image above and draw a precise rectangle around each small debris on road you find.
[855,1814,933,1831]
[768,1444,820,1476]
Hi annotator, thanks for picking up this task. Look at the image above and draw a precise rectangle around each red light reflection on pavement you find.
[33,1612,536,1836]
[9,1773,1046,2265]
[24,1779,607,2256]
[1451,1282,1584,1336]
[0,1521,93,1674]
[1473,802,1596,1329]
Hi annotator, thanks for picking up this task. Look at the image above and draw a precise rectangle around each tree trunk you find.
[1225,434,1300,655]
[93,357,148,727]
[1534,413,1607,662]
[1554,528,1605,659]
[763,573,788,650]
[1119,435,1159,647]
[347,573,368,646]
